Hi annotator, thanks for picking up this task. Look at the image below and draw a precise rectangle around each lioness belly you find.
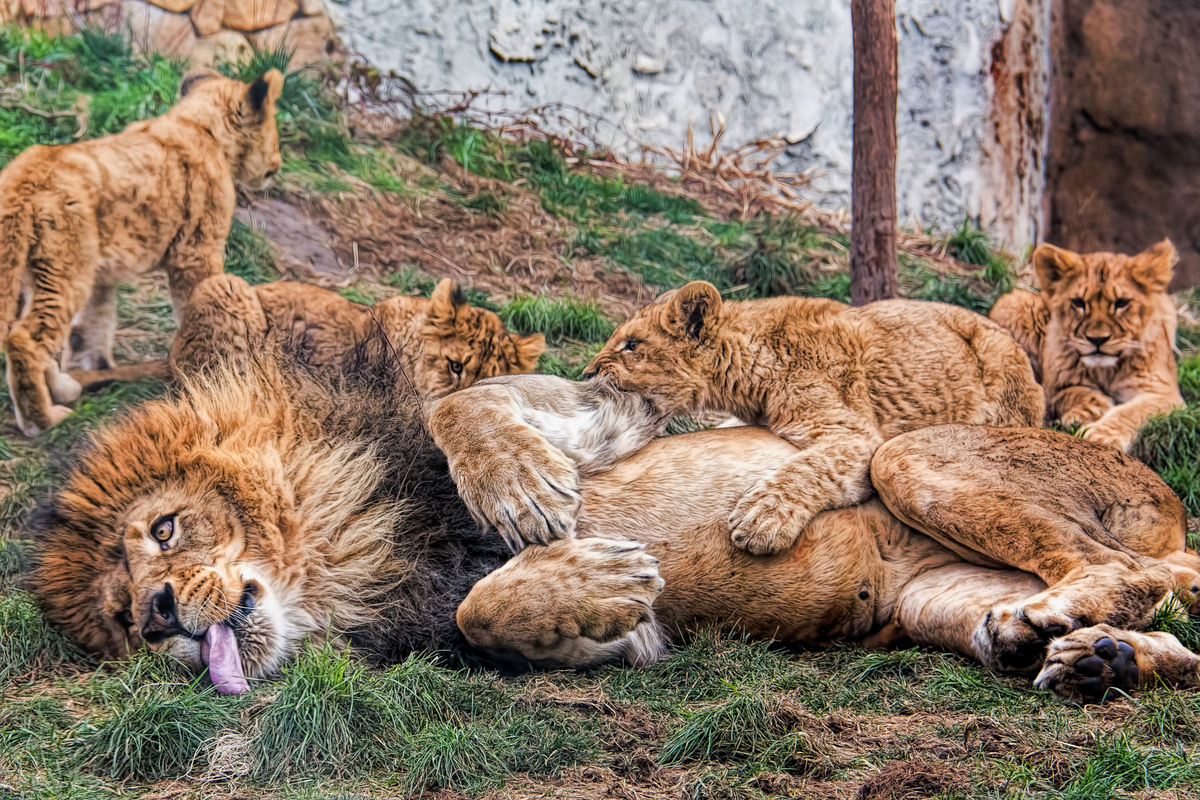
[576,427,953,643]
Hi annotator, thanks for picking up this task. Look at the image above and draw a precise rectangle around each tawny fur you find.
[581,281,1044,555]
[990,240,1185,452]
[436,375,1200,703]
[73,276,545,400]
[0,68,284,437]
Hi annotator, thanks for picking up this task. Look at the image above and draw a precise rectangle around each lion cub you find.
[0,68,284,436]
[80,275,546,400]
[584,281,1043,555]
[990,240,1185,452]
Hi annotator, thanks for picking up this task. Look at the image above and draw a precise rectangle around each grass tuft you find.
[0,590,86,683]
[1133,403,1200,517]
[500,294,616,346]
[403,721,511,792]
[224,217,280,285]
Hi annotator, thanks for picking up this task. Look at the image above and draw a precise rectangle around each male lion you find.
[0,68,284,437]
[990,240,1185,452]
[72,275,545,399]
[29,343,1200,704]
[580,281,1044,555]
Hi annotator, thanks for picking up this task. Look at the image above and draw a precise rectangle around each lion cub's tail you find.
[67,360,174,391]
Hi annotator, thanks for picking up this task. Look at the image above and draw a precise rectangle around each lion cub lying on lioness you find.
[580,281,1044,555]
[0,69,284,436]
[76,275,545,399]
[990,240,1185,452]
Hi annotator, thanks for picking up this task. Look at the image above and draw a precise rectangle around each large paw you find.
[727,479,812,556]
[973,602,1077,674]
[452,442,581,553]
[549,538,665,643]
[1034,626,1140,703]
[1060,395,1112,427]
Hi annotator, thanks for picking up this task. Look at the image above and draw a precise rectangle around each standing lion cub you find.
[583,282,1044,555]
[0,68,284,436]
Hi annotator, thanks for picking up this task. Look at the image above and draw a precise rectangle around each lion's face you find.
[177,69,284,190]
[30,369,395,694]
[420,279,545,398]
[584,281,724,417]
[1034,240,1178,369]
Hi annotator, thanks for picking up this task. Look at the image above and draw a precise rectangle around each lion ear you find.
[1130,239,1178,293]
[513,333,546,372]
[244,69,284,117]
[427,278,468,334]
[668,281,722,342]
[1031,244,1083,294]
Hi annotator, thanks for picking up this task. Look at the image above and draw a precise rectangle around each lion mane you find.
[28,334,510,672]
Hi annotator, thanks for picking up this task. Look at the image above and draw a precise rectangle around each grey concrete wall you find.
[328,0,1047,248]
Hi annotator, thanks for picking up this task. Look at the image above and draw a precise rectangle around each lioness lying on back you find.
[579,282,1044,555]
[0,68,284,436]
[76,275,545,399]
[990,240,1185,452]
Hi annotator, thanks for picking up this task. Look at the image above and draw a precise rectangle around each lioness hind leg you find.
[1035,625,1200,703]
[456,537,667,669]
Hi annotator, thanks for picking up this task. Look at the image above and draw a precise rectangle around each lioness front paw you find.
[728,479,813,556]
[1034,626,1140,703]
[973,602,1077,674]
[452,443,581,553]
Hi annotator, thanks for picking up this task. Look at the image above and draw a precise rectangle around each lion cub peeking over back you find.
[990,240,1185,452]
[83,274,546,400]
[584,281,1043,555]
[0,68,284,436]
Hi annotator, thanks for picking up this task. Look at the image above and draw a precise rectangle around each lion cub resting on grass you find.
[0,68,284,437]
[76,275,546,399]
[990,240,1185,452]
[579,281,1044,555]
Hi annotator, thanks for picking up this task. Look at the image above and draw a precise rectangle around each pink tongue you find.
[202,623,249,695]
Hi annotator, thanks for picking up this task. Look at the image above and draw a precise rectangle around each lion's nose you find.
[144,584,179,638]
[1086,335,1110,348]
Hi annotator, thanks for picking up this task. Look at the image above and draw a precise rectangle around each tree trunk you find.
[850,0,899,305]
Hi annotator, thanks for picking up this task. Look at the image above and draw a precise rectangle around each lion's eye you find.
[150,515,175,549]
[619,338,640,353]
[1113,298,1130,311]
[117,609,134,629]
[1070,297,1086,311]
[448,359,463,376]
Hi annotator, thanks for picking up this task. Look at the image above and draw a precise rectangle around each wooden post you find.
[850,0,900,305]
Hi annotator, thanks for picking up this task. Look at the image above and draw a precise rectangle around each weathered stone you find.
[19,0,64,17]
[121,0,196,58]
[249,14,337,66]
[0,0,20,24]
[142,0,194,14]
[75,0,121,12]
[187,0,222,35]
[1048,0,1200,290]
[297,0,322,16]
[189,29,252,67]
[222,0,297,32]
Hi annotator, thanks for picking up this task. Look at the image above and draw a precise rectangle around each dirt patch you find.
[272,155,655,317]
[852,758,969,800]
[235,198,345,280]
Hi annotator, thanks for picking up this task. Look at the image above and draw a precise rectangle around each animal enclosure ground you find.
[1,27,1199,800]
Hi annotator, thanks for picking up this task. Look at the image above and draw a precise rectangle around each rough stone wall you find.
[1048,0,1200,290]
[329,0,1050,247]
[2,0,339,68]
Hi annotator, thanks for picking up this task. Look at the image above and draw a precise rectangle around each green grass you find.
[499,293,616,346]
[224,217,280,285]
[1134,403,1200,517]
[0,590,86,683]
